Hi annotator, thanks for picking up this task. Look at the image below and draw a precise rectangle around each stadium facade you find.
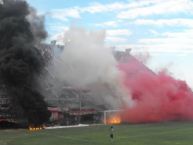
[0,41,153,126]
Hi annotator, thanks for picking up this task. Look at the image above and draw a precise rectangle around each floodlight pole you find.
[79,94,81,124]
[104,111,107,125]
[77,93,81,124]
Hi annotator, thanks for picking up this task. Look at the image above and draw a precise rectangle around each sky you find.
[26,0,193,89]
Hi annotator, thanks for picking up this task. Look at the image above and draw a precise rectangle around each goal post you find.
[103,109,123,125]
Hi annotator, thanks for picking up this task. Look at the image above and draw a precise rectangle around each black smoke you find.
[0,0,50,125]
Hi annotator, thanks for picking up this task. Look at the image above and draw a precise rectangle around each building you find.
[0,42,157,126]
[48,107,63,123]
[0,85,11,122]
[46,86,100,125]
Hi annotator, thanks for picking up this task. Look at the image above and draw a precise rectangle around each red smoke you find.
[118,55,193,123]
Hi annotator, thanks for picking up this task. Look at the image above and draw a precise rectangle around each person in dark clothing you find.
[110,125,114,141]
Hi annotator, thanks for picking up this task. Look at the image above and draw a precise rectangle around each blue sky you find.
[26,0,193,88]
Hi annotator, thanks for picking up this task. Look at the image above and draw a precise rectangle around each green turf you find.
[1,122,193,145]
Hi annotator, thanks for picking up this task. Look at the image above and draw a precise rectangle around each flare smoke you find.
[52,27,193,123]
[119,56,193,123]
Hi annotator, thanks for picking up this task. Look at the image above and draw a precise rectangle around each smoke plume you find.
[50,27,133,109]
[49,26,193,123]
[0,0,50,125]
[119,56,193,123]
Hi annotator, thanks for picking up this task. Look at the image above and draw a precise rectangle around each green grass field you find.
[1,122,193,145]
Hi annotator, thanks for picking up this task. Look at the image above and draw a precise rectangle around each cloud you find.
[49,0,193,22]
[49,2,127,21]
[50,7,81,21]
[115,28,193,54]
[81,1,155,13]
[106,29,132,37]
[137,28,193,53]
[96,21,119,27]
[134,18,193,28]
[48,25,69,44]
[82,2,126,13]
[105,29,132,44]
[49,2,126,21]
[149,30,160,36]
[48,24,69,32]
[106,36,128,43]
[48,0,168,21]
[117,0,193,19]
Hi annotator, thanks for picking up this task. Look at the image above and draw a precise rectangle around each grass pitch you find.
[1,122,193,145]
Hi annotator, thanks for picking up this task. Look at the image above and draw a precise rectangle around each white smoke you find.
[0,0,3,5]
[51,27,133,109]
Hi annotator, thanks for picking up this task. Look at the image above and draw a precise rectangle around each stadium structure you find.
[0,41,153,127]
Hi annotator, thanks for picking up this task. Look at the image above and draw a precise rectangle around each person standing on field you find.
[110,125,114,141]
